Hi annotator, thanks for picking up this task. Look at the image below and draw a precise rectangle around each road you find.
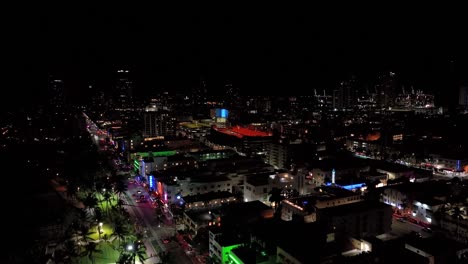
[84,113,162,263]
[390,217,432,238]
[125,182,192,264]
[85,112,193,264]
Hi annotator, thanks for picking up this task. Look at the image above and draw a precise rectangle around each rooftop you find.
[166,154,196,162]
[310,157,367,170]
[246,173,270,186]
[373,160,414,173]
[220,201,274,224]
[283,186,359,211]
[231,245,270,264]
[319,201,392,216]
[383,181,452,199]
[191,175,231,183]
[213,126,272,139]
[406,236,468,255]
[185,208,219,225]
[183,191,235,204]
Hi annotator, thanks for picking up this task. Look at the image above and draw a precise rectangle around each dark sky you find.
[9,7,468,107]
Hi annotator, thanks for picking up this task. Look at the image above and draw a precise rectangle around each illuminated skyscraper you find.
[459,86,468,110]
[224,81,240,108]
[192,78,207,106]
[114,69,134,110]
[143,105,176,138]
[48,77,65,108]
[333,76,358,109]
[375,72,397,108]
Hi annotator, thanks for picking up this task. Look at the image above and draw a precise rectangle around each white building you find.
[243,171,296,204]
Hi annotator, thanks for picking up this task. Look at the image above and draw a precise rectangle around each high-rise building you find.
[48,77,65,108]
[192,78,207,106]
[375,72,397,108]
[114,69,133,110]
[333,77,358,109]
[143,105,176,138]
[459,86,468,110]
[224,81,240,108]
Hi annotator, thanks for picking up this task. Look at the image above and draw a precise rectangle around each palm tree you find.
[112,221,130,247]
[58,239,79,263]
[80,242,102,264]
[128,244,146,264]
[83,193,99,210]
[102,191,113,216]
[453,206,462,241]
[76,209,94,231]
[78,225,96,244]
[114,177,128,198]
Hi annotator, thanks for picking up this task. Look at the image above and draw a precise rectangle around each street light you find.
[127,244,133,251]
[97,222,104,239]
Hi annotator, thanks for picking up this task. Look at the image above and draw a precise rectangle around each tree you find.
[56,239,79,264]
[128,244,146,264]
[454,206,462,241]
[83,193,99,210]
[80,242,102,264]
[102,191,113,216]
[112,220,131,247]
[114,179,128,198]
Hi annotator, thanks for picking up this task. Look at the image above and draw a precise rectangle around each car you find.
[410,231,422,238]
[396,218,406,223]
[422,227,433,233]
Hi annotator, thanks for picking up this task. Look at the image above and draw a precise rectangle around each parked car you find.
[422,227,433,233]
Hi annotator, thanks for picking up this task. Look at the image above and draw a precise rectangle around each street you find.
[390,217,432,238]
[124,181,192,264]
[85,114,191,264]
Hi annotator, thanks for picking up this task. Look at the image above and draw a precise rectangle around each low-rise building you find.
[404,236,468,263]
[183,209,220,236]
[375,161,414,180]
[162,174,235,203]
[281,186,362,223]
[243,171,295,204]
[208,229,242,264]
[318,201,393,239]
[183,191,238,210]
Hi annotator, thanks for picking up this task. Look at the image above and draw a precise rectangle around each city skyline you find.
[11,9,468,109]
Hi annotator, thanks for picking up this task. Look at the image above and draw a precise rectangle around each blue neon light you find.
[325,182,366,190]
[149,175,154,188]
[342,183,365,190]
[221,109,228,118]
[457,160,461,171]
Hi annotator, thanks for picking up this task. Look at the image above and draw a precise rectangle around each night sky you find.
[9,7,468,108]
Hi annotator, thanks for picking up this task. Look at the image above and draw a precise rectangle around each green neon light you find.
[136,151,177,158]
[228,253,243,264]
[221,244,241,264]
[133,159,140,172]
